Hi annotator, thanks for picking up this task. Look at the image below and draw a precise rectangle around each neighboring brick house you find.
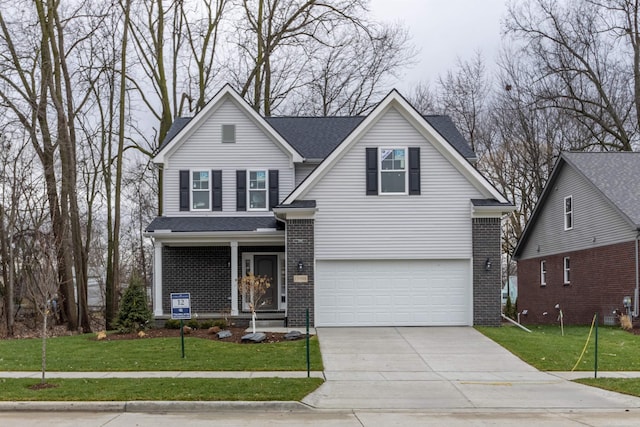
[145,85,513,327]
[514,152,640,325]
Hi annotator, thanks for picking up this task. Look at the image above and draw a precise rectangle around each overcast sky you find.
[369,0,509,93]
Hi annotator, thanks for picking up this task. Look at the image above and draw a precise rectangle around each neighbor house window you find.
[222,124,236,143]
[191,170,210,210]
[379,147,407,194]
[248,170,267,210]
[564,195,573,230]
[563,257,570,284]
[540,260,547,286]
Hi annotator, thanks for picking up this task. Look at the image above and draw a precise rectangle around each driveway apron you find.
[302,327,640,410]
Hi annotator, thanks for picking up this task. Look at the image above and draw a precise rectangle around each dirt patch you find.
[28,382,59,390]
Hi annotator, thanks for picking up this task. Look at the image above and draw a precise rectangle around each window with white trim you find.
[379,147,407,194]
[191,171,210,210]
[540,260,547,286]
[564,195,573,230]
[248,170,267,210]
[563,257,570,284]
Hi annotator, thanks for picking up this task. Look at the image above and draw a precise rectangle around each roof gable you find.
[153,84,303,164]
[513,152,640,258]
[282,89,508,204]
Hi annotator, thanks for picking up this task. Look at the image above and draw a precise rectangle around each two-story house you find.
[145,85,513,327]
[514,152,640,325]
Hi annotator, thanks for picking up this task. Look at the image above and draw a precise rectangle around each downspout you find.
[635,230,640,317]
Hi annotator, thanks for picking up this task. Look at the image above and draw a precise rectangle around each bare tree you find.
[505,0,640,151]
[286,23,415,116]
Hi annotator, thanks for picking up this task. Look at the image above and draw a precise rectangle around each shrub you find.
[504,296,517,320]
[114,274,152,333]
[213,319,227,329]
[186,319,200,329]
[164,319,181,329]
[199,320,214,329]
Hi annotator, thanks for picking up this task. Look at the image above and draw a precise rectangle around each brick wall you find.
[286,219,314,327]
[162,246,230,313]
[472,217,502,326]
[518,240,637,325]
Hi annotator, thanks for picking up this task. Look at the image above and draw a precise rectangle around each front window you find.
[380,148,407,194]
[563,257,570,284]
[540,260,547,286]
[248,170,267,210]
[191,171,210,210]
[564,196,573,230]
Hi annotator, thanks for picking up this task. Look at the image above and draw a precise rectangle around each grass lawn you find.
[0,334,323,371]
[0,377,324,401]
[576,378,640,398]
[476,324,640,371]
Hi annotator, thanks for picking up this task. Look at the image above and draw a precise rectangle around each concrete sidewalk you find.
[0,371,324,379]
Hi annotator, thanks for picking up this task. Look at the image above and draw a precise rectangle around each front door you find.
[254,255,278,310]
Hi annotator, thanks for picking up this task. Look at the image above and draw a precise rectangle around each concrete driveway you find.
[303,327,640,410]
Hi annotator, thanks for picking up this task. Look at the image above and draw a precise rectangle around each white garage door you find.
[315,260,471,326]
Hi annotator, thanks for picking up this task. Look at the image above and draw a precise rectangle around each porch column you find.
[230,241,239,315]
[153,242,163,316]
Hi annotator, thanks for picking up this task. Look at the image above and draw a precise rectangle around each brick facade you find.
[518,240,637,325]
[162,246,231,314]
[286,219,315,327]
[472,217,502,326]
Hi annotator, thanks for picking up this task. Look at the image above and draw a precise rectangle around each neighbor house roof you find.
[513,151,640,258]
[157,114,476,161]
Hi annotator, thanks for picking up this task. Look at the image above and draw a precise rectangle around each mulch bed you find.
[97,327,291,344]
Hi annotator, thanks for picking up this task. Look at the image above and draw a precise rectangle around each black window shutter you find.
[268,170,279,210]
[212,170,222,211]
[236,170,246,211]
[409,147,421,195]
[179,170,189,211]
[365,148,378,195]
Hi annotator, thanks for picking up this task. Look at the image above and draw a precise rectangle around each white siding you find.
[295,163,317,187]
[305,107,485,259]
[163,98,295,216]
[520,165,637,259]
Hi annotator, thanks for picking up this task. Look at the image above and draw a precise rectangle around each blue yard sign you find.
[171,293,191,320]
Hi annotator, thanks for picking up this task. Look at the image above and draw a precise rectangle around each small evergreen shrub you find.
[213,319,227,329]
[114,274,152,333]
[164,319,181,329]
[505,296,517,320]
[186,319,200,329]
[199,320,214,329]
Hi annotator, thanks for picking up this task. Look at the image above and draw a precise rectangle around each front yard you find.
[478,324,640,398]
[0,331,323,401]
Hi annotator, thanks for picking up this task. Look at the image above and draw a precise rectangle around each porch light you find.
[485,258,491,271]
[297,260,304,272]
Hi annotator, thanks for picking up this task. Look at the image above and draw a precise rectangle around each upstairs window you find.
[222,124,236,143]
[248,170,267,210]
[379,147,407,194]
[540,260,547,286]
[192,171,210,210]
[564,195,573,230]
[563,257,571,284]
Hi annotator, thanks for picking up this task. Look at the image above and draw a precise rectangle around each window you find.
[564,196,573,230]
[222,124,236,143]
[379,148,407,194]
[248,170,267,210]
[563,257,570,284]
[191,171,210,210]
[540,260,547,286]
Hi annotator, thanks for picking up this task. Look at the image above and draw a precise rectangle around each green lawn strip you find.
[576,378,640,398]
[0,377,324,401]
[0,335,323,372]
[476,324,640,371]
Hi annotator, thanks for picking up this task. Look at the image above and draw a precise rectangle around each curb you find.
[0,400,314,413]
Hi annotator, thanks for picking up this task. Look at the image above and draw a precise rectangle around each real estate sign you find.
[170,293,191,320]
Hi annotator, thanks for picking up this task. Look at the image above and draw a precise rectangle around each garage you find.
[315,259,471,326]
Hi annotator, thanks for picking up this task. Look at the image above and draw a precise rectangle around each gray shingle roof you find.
[562,152,640,227]
[156,115,476,160]
[146,216,283,233]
